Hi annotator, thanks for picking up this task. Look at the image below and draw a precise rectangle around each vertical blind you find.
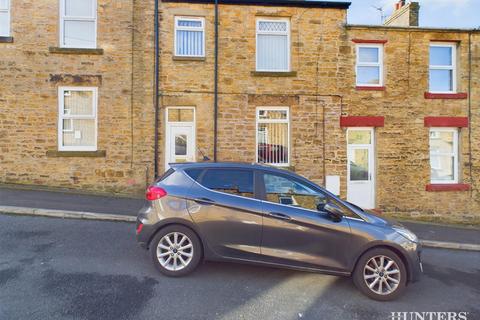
[257,109,289,165]
[61,89,96,149]
[256,20,289,71]
[175,18,204,57]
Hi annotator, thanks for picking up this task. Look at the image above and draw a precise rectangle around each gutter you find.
[154,0,160,177]
[213,0,219,162]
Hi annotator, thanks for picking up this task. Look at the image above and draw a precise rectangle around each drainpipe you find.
[154,0,160,177]
[213,0,219,162]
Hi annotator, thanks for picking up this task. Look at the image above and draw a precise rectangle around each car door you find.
[185,167,263,260]
[259,171,353,273]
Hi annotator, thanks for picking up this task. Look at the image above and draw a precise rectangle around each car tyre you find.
[150,225,202,277]
[353,248,407,301]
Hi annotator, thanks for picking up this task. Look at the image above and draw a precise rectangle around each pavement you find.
[1,185,479,251]
[0,214,478,320]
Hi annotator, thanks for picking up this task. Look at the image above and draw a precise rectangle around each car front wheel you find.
[353,248,407,301]
[150,225,202,277]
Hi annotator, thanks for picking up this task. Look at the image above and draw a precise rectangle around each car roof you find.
[169,161,293,174]
[169,161,311,183]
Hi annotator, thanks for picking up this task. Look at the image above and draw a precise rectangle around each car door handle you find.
[193,198,216,205]
[266,212,291,221]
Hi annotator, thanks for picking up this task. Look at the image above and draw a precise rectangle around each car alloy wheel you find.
[363,255,400,295]
[156,232,193,271]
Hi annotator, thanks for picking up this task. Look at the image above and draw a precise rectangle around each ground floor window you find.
[58,87,98,151]
[429,128,459,183]
[256,107,290,166]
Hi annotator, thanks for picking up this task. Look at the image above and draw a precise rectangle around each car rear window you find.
[200,169,254,198]
[184,168,204,181]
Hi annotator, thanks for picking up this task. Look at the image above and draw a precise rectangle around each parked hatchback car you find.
[136,162,422,301]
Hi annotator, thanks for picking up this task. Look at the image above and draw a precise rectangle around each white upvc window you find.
[355,44,383,86]
[0,0,10,37]
[256,107,290,166]
[429,128,459,184]
[60,0,97,48]
[429,43,456,93]
[256,19,290,72]
[174,16,205,57]
[58,87,98,151]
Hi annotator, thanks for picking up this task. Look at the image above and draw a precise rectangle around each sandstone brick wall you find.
[0,0,153,196]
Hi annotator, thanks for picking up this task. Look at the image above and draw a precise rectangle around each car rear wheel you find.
[150,225,202,277]
[353,248,407,301]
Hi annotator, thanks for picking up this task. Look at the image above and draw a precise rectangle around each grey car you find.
[136,162,422,301]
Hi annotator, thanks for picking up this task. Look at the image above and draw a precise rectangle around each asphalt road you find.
[0,214,478,320]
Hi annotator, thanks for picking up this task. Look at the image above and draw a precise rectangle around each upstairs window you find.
[58,87,98,151]
[256,19,290,72]
[256,107,290,166]
[429,43,456,93]
[0,0,10,37]
[356,44,383,86]
[429,128,458,184]
[174,17,205,57]
[60,0,97,48]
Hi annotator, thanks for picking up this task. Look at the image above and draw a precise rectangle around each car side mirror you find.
[324,203,343,221]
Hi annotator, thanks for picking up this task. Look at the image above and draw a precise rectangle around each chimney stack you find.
[384,1,419,27]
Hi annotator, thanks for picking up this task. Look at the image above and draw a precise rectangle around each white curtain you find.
[176,30,203,56]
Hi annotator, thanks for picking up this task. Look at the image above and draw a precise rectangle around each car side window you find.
[263,173,329,211]
[200,169,254,199]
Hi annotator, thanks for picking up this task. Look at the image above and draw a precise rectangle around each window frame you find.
[174,16,205,58]
[429,42,457,93]
[59,0,98,49]
[255,106,290,167]
[355,44,384,87]
[429,127,459,184]
[255,18,290,72]
[0,0,10,37]
[58,86,98,152]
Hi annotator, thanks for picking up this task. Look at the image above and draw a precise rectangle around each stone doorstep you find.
[1,205,479,252]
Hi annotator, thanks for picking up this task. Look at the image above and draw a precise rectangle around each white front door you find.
[165,108,196,170]
[347,128,375,209]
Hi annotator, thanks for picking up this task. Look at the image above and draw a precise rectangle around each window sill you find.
[425,183,470,192]
[424,92,467,99]
[49,47,104,55]
[46,150,106,158]
[0,36,13,43]
[173,56,205,61]
[355,86,385,91]
[251,71,297,77]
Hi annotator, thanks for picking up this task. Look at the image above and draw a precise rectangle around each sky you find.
[336,0,480,29]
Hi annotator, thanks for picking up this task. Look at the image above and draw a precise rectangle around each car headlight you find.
[393,227,418,243]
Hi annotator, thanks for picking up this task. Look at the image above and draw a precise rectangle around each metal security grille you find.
[256,108,290,166]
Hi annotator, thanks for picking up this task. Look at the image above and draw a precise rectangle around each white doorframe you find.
[165,107,196,170]
[347,127,376,209]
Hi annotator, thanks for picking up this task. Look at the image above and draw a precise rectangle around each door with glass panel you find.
[165,108,196,170]
[347,128,375,209]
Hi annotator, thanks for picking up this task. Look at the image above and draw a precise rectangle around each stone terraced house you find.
[0,0,479,223]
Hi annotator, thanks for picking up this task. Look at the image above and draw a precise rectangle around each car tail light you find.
[136,223,144,234]
[146,186,167,201]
